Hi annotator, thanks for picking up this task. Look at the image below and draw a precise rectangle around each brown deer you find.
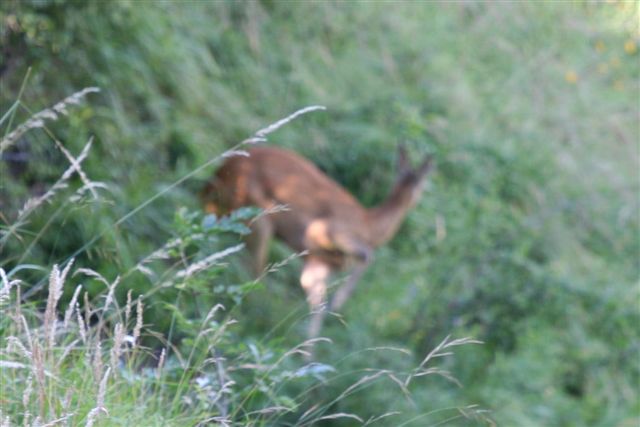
[201,145,433,340]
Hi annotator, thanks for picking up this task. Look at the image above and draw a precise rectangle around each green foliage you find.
[1,0,639,425]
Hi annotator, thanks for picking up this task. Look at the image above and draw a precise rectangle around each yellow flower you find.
[565,70,579,84]
[595,40,606,53]
[387,310,402,321]
[610,56,621,68]
[597,63,609,74]
[624,39,637,55]
[613,80,624,91]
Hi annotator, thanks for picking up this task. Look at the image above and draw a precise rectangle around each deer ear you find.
[417,155,434,177]
[397,144,410,172]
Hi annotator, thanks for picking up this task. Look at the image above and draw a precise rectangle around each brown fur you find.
[202,145,432,340]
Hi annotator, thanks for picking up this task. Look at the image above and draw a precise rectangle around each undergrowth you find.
[0,93,490,426]
[1,2,638,425]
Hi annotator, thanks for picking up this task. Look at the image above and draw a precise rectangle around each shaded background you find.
[1,1,638,425]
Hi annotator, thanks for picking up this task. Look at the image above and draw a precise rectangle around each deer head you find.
[395,144,434,208]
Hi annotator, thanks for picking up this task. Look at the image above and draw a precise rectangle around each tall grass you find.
[1,264,488,425]
[1,1,638,425]
[0,94,490,426]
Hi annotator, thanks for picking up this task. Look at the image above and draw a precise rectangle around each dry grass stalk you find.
[333,370,387,404]
[250,203,290,226]
[243,406,290,416]
[54,138,100,199]
[280,337,331,361]
[156,348,166,380]
[43,266,62,350]
[133,237,183,279]
[405,335,483,388]
[365,411,401,425]
[213,356,233,417]
[124,289,133,326]
[13,283,22,320]
[63,285,83,329]
[202,303,225,325]
[17,139,96,221]
[61,388,73,413]
[307,413,363,424]
[7,335,31,360]
[43,414,75,426]
[74,268,109,287]
[93,340,104,384]
[56,338,80,371]
[43,261,74,350]
[254,105,326,138]
[102,275,121,315]
[31,340,46,418]
[110,323,124,372]
[76,304,87,345]
[132,298,143,347]
[0,268,20,306]
[0,87,100,155]
[262,251,307,277]
[0,360,28,369]
[221,149,249,158]
[83,291,91,328]
[381,370,414,405]
[85,367,110,427]
[22,374,33,410]
[175,243,244,279]
[458,405,496,427]
[19,315,33,353]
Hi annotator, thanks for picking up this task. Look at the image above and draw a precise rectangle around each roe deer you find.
[201,145,433,340]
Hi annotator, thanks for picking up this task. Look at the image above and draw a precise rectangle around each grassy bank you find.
[1,1,638,425]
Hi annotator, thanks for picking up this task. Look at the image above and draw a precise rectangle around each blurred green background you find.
[1,0,638,425]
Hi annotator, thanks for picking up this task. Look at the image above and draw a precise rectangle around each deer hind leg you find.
[246,216,274,277]
[330,258,370,312]
[300,256,331,340]
[327,233,373,312]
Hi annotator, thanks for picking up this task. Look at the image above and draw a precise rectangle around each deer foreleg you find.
[246,216,274,277]
[300,257,331,340]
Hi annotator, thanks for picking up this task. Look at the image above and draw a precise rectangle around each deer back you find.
[203,147,370,255]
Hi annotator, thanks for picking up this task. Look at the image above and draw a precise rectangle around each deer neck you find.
[365,184,414,247]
